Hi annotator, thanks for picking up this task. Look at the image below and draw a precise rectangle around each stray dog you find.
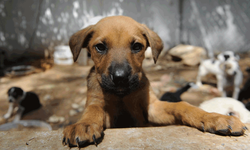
[62,16,246,148]
[4,87,41,122]
[196,59,242,99]
[217,51,240,62]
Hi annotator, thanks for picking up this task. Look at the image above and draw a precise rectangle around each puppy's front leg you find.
[4,103,14,119]
[63,96,105,148]
[13,106,24,122]
[232,86,240,100]
[148,100,247,136]
[216,74,226,97]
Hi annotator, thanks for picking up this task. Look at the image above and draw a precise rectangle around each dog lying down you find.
[4,87,42,122]
[62,16,247,148]
[199,97,250,123]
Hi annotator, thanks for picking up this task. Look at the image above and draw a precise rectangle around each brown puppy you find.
[62,16,247,148]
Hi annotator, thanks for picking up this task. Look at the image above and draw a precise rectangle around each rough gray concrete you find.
[1,125,250,150]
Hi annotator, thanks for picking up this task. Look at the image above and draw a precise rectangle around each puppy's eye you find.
[131,43,143,53]
[95,44,107,53]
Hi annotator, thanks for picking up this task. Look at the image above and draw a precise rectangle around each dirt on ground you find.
[0,53,249,131]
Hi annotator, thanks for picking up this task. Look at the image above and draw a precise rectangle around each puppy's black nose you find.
[111,68,129,85]
[109,61,131,86]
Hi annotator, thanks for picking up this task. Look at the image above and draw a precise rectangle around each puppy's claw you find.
[67,138,70,146]
[62,137,66,146]
[93,134,97,146]
[228,125,232,131]
[243,126,248,130]
[76,137,80,148]
[201,125,205,132]
[75,137,87,148]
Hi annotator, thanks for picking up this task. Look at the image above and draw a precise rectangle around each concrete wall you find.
[181,0,250,57]
[0,0,249,61]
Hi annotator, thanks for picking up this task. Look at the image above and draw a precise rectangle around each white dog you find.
[196,58,242,99]
[199,97,250,123]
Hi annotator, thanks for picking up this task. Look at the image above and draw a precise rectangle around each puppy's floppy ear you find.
[69,25,94,62]
[141,24,163,63]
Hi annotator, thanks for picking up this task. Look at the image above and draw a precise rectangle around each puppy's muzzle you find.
[101,61,139,96]
[8,96,15,103]
[110,62,130,87]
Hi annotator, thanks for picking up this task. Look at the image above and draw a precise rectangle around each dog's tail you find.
[175,82,197,97]
[160,82,197,102]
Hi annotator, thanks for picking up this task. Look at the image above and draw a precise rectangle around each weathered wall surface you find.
[182,0,250,57]
[0,0,249,61]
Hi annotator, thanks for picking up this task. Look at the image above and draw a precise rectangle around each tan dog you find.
[62,16,246,148]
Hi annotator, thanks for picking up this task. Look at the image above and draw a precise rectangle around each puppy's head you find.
[7,87,24,103]
[69,16,163,96]
[217,51,240,62]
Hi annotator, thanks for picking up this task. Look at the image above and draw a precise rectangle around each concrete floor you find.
[1,125,250,150]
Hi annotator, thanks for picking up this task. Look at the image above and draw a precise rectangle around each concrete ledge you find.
[1,125,250,150]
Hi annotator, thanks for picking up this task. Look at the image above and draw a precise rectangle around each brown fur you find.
[63,16,246,148]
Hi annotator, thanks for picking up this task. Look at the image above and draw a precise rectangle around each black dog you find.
[160,82,197,102]
[238,67,250,101]
[4,87,41,122]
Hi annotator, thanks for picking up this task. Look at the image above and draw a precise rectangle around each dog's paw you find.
[202,113,247,136]
[3,114,10,119]
[62,122,104,148]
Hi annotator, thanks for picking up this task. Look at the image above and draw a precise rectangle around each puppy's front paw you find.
[202,113,247,136]
[3,114,10,119]
[62,122,104,148]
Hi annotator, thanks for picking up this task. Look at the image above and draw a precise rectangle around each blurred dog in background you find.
[196,51,242,99]
[4,87,42,122]
[238,67,250,101]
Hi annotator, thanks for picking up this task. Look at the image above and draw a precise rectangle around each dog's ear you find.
[141,24,163,63]
[69,25,94,62]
